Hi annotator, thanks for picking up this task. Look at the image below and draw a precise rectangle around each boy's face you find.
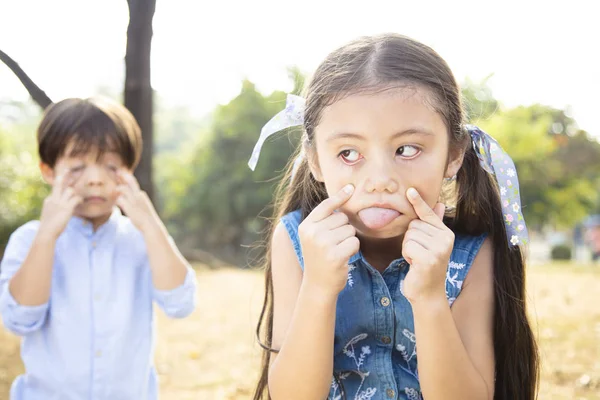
[310,87,463,240]
[40,144,130,224]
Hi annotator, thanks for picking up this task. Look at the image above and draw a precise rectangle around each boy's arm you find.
[0,222,52,335]
[115,170,196,319]
[142,220,197,319]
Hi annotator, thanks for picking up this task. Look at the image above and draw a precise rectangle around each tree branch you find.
[0,49,53,110]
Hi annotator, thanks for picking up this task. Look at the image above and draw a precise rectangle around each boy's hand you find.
[39,172,83,240]
[115,170,160,233]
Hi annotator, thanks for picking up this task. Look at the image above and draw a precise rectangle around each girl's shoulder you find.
[445,231,489,306]
[451,231,488,260]
[280,209,303,231]
[279,209,305,268]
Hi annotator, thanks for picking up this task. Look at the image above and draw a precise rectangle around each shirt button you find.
[380,296,391,307]
[381,336,392,344]
[95,350,102,357]
[386,388,395,398]
[94,294,101,301]
[91,241,97,248]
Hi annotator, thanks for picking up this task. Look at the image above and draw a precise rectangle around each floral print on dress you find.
[405,387,422,400]
[347,264,357,288]
[397,328,418,367]
[446,259,466,306]
[330,334,377,400]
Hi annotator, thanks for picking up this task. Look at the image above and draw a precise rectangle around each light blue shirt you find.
[0,208,197,400]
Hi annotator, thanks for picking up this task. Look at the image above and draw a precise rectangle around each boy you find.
[0,97,197,399]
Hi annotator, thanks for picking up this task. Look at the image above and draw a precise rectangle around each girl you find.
[249,34,538,400]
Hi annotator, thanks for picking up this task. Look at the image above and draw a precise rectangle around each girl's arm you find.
[413,237,495,400]
[267,222,337,400]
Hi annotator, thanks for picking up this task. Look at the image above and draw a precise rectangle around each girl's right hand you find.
[39,172,83,240]
[298,184,359,297]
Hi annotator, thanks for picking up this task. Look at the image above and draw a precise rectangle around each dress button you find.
[381,336,391,344]
[94,294,101,301]
[92,241,97,248]
[386,388,395,398]
[95,350,102,357]
[380,296,390,307]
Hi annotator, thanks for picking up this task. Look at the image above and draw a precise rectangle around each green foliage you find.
[476,105,600,229]
[0,120,49,249]
[462,75,500,121]
[2,76,600,263]
[160,80,301,263]
[550,244,572,261]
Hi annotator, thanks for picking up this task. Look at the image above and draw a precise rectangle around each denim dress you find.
[281,209,487,400]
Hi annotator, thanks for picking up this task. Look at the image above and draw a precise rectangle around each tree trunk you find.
[124,0,156,202]
[0,49,53,109]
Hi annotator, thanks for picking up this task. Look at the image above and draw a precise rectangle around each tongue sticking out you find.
[358,207,400,230]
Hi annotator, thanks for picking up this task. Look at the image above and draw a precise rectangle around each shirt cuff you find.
[0,283,49,335]
[152,267,197,318]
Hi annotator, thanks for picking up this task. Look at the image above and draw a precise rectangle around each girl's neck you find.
[358,233,405,273]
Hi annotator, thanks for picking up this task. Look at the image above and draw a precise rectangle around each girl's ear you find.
[305,141,324,182]
[445,148,466,179]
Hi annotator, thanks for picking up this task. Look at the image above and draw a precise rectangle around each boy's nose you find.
[84,165,106,186]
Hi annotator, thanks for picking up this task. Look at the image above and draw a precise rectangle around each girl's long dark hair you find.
[253,33,538,400]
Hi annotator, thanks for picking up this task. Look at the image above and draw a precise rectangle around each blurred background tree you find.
[2,65,599,264]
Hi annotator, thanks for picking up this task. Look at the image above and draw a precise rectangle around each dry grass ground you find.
[1,263,599,399]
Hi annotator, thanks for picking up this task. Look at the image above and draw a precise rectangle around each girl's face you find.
[311,87,463,239]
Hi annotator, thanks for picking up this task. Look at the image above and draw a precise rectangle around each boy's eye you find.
[339,149,362,165]
[70,165,85,172]
[106,165,118,172]
[397,145,420,158]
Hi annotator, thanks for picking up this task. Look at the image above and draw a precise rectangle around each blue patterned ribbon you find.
[467,125,529,246]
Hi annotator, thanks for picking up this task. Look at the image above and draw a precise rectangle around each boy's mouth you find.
[84,196,107,204]
[358,207,401,230]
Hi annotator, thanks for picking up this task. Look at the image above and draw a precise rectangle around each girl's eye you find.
[106,165,118,172]
[397,145,420,158]
[339,149,362,165]
[70,165,85,173]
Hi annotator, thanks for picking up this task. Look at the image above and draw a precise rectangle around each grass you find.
[0,263,599,400]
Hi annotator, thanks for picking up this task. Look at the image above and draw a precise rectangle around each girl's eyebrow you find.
[326,128,436,143]
[326,132,366,143]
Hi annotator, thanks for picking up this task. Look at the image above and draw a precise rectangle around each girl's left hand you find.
[401,187,454,305]
[116,170,160,233]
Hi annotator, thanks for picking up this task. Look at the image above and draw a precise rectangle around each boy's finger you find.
[52,172,68,196]
[118,170,140,191]
[67,195,83,210]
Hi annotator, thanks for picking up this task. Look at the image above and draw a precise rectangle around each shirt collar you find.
[67,207,122,236]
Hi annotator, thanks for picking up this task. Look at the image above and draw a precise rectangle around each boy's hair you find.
[37,97,142,169]
[253,34,539,400]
